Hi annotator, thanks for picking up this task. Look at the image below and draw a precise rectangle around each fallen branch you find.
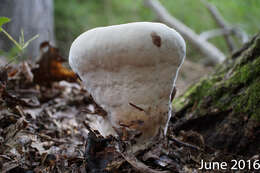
[144,0,226,65]
[200,28,249,45]
[233,27,249,44]
[200,28,232,40]
[202,0,236,52]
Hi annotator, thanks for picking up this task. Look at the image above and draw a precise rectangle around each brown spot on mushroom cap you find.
[151,32,161,47]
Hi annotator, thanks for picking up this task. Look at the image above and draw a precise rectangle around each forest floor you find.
[0,42,258,173]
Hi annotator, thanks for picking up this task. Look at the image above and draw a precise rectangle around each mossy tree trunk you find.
[172,33,260,156]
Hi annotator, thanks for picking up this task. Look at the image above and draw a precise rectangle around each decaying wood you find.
[144,0,226,64]
[173,33,260,156]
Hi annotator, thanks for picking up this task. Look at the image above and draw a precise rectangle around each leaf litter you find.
[0,42,257,173]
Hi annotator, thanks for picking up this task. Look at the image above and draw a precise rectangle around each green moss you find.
[173,35,260,123]
[251,107,260,121]
[191,79,214,101]
[221,56,260,119]
[176,36,260,122]
[232,79,260,115]
[221,67,260,119]
[247,81,260,111]
[215,92,232,110]
[173,98,185,112]
[173,75,224,113]
[228,57,260,87]
[173,82,199,111]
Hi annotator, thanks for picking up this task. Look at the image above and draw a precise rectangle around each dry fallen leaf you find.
[32,41,77,86]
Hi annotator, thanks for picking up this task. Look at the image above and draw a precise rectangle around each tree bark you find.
[172,32,260,156]
[0,0,54,59]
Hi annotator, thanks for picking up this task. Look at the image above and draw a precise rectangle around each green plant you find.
[0,16,39,61]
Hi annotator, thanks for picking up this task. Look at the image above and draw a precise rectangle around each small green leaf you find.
[0,17,10,27]
[0,17,10,32]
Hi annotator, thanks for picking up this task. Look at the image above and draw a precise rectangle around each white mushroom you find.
[69,22,185,151]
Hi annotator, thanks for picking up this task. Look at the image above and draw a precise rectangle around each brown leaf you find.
[32,42,77,86]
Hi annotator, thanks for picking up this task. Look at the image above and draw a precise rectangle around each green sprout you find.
[0,16,39,60]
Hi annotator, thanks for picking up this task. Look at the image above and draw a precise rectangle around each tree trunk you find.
[172,33,260,156]
[0,0,54,59]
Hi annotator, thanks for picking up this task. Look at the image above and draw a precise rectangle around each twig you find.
[201,0,236,52]
[144,0,226,65]
[16,105,26,117]
[21,61,34,82]
[233,27,249,44]
[168,135,202,152]
[200,28,232,40]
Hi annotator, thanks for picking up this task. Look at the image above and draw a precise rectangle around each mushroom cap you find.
[69,22,185,147]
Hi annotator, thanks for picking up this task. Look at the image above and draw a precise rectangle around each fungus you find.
[69,22,186,151]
